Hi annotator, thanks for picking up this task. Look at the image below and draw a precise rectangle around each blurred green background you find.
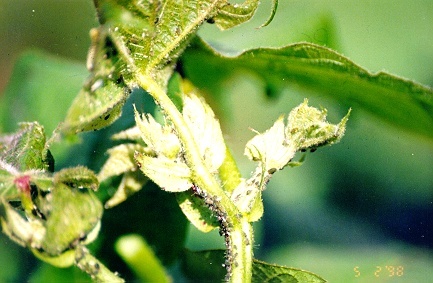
[1,0,432,282]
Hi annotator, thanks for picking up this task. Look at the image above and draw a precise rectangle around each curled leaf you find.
[62,80,129,134]
[213,0,260,30]
[239,100,349,218]
[0,199,45,248]
[245,99,350,172]
[287,99,350,150]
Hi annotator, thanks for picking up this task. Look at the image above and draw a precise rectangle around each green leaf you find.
[252,259,326,283]
[0,168,18,200]
[212,0,260,30]
[61,26,130,135]
[176,190,219,233]
[212,0,278,30]
[53,166,99,192]
[92,0,229,90]
[181,38,433,139]
[62,79,129,134]
[42,183,103,256]
[0,122,48,172]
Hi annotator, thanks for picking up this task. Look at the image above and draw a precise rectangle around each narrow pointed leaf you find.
[181,38,433,139]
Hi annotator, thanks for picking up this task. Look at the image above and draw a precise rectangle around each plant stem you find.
[75,245,124,282]
[136,74,253,282]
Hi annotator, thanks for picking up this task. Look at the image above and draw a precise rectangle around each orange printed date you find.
[354,265,404,278]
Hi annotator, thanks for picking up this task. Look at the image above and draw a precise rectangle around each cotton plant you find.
[1,0,432,282]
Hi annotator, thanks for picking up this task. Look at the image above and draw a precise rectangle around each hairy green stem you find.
[75,245,124,282]
[136,74,253,282]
